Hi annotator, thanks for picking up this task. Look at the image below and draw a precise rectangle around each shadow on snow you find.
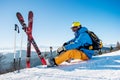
[52,54,120,71]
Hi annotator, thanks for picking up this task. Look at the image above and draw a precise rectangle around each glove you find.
[63,42,68,46]
[57,46,66,55]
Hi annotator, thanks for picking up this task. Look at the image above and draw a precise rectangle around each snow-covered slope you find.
[0,50,120,80]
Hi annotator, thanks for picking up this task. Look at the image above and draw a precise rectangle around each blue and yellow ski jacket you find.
[64,27,94,59]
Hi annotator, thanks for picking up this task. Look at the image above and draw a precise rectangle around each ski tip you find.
[29,11,33,13]
[16,12,22,17]
[29,11,33,16]
[16,12,20,15]
[29,11,33,15]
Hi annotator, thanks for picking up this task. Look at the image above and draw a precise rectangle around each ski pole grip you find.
[15,24,17,31]
[17,26,20,33]
[50,46,53,51]
[14,24,20,33]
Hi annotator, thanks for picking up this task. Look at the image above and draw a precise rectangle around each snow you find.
[0,46,58,54]
[103,43,116,47]
[0,50,120,80]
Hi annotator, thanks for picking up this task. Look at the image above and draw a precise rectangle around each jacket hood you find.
[74,27,88,37]
[78,27,88,33]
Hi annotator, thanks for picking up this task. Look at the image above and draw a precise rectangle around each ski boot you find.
[47,58,57,67]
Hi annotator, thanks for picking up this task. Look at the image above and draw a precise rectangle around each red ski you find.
[16,11,47,68]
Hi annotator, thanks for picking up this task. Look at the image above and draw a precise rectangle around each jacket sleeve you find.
[65,33,92,50]
[66,38,75,44]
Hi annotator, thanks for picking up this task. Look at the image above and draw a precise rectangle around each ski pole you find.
[18,25,23,72]
[50,46,53,58]
[14,24,17,70]
[14,24,20,71]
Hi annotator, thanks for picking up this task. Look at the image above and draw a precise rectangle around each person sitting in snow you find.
[47,22,94,67]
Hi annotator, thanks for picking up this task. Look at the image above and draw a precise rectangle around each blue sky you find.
[0,0,120,48]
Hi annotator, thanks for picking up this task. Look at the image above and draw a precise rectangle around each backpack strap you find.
[77,30,94,50]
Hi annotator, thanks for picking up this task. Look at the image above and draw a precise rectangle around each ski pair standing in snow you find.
[16,11,47,68]
[48,22,98,67]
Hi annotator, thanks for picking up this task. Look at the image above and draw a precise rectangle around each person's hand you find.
[63,43,68,46]
[57,46,66,55]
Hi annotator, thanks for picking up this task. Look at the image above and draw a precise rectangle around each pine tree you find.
[116,41,120,50]
[110,46,113,52]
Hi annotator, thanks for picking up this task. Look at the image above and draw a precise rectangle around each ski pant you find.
[55,49,89,65]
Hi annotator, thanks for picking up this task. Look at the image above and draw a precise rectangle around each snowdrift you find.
[0,50,120,80]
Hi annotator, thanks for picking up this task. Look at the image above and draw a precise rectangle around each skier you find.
[48,22,94,67]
